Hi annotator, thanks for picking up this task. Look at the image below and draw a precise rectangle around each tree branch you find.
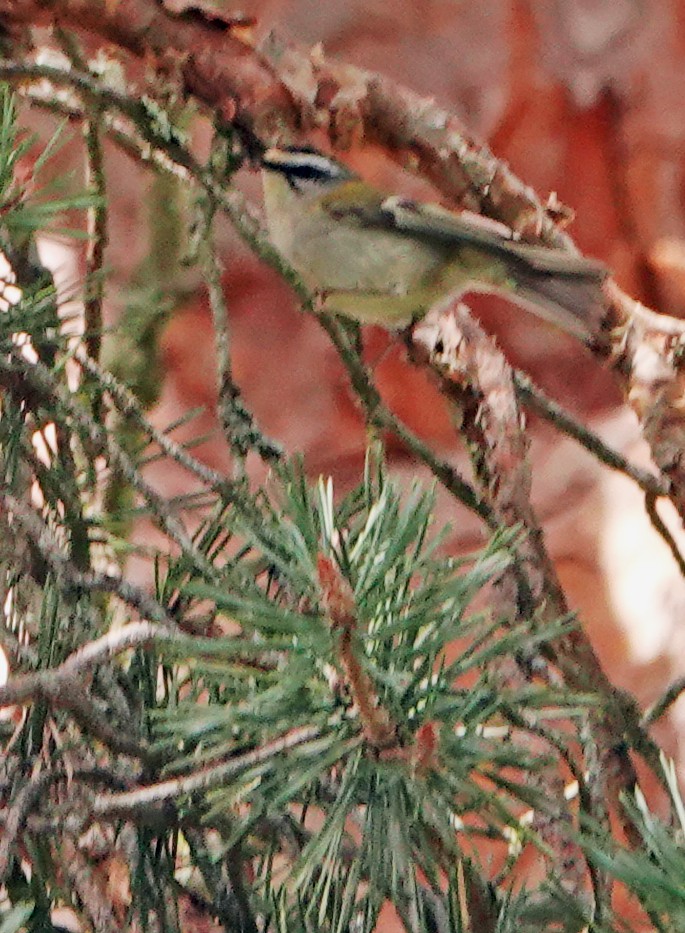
[0,621,175,709]
[91,724,330,821]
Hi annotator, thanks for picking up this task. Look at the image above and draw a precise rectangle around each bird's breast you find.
[291,209,444,295]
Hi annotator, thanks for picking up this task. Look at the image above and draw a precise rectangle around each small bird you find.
[261,147,607,340]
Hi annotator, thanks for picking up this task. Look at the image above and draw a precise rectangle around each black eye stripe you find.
[284,163,340,180]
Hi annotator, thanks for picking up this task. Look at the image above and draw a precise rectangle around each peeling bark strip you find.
[2,2,685,517]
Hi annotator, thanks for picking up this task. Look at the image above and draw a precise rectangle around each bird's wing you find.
[319,187,606,282]
[381,196,607,282]
[321,186,517,245]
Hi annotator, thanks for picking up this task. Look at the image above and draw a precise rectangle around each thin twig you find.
[91,725,331,820]
[83,113,108,365]
[513,371,667,498]
[0,621,175,709]
[318,315,493,524]
[75,351,291,576]
[644,492,685,579]
[1,490,176,624]
[76,349,234,493]
[199,181,282,464]
[0,350,219,581]
[515,370,685,577]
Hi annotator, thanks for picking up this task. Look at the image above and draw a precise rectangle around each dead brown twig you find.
[317,554,396,750]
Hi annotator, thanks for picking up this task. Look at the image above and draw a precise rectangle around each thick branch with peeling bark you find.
[410,305,654,900]
[0,0,294,141]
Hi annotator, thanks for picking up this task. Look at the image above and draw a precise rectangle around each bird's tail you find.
[501,242,608,341]
[384,197,608,340]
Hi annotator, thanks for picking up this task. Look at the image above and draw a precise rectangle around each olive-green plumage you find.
[261,148,607,339]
